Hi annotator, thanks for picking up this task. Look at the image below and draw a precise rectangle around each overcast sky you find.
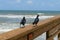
[0,0,60,10]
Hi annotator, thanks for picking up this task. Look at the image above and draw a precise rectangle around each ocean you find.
[0,10,60,40]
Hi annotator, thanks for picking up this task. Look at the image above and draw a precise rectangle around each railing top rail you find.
[0,16,60,40]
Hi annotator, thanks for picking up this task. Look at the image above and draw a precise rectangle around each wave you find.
[0,29,13,34]
[0,15,54,34]
[37,13,44,15]
[0,23,29,29]
[0,29,13,32]
[0,15,54,18]
[0,23,29,34]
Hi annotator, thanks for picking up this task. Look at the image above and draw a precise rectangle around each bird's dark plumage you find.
[33,15,39,25]
[20,17,26,26]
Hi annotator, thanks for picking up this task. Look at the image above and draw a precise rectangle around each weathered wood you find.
[47,30,60,40]
[58,31,60,40]
[0,16,60,40]
[47,37,54,40]
[33,18,60,39]
[46,24,60,38]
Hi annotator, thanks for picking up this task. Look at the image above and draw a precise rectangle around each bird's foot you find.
[20,27,25,28]
[20,26,25,28]
[33,25,37,27]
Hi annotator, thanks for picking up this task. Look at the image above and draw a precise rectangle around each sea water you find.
[0,10,60,40]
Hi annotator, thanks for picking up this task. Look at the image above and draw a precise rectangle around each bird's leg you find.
[33,24,36,27]
[33,23,37,27]
[23,25,25,28]
[20,24,24,28]
[21,24,25,28]
[35,24,37,27]
[32,23,35,27]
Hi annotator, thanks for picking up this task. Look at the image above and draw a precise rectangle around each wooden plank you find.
[58,30,60,40]
[46,24,60,38]
[33,19,60,39]
[0,16,60,40]
[47,30,60,40]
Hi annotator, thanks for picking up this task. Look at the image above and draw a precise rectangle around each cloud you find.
[27,0,32,4]
[16,0,21,3]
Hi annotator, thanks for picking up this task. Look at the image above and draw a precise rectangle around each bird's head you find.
[37,15,39,17]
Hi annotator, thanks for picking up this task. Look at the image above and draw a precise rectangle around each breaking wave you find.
[0,15,54,19]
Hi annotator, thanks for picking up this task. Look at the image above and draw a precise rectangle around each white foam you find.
[0,15,54,18]
[0,23,29,34]
[0,29,13,32]
[0,23,29,29]
[0,15,54,34]
[37,13,44,16]
[0,29,14,34]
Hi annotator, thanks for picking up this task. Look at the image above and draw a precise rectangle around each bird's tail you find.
[32,22,34,25]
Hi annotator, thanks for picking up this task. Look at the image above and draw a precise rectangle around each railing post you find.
[46,31,54,40]
[58,33,60,40]
[46,31,49,39]
[27,32,34,40]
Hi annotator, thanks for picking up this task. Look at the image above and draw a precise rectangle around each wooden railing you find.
[0,16,60,40]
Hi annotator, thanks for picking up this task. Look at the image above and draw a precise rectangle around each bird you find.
[32,15,39,27]
[20,17,26,28]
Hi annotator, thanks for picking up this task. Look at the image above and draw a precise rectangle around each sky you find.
[0,0,60,10]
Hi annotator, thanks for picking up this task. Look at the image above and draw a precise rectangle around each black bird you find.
[33,15,39,27]
[20,17,26,28]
